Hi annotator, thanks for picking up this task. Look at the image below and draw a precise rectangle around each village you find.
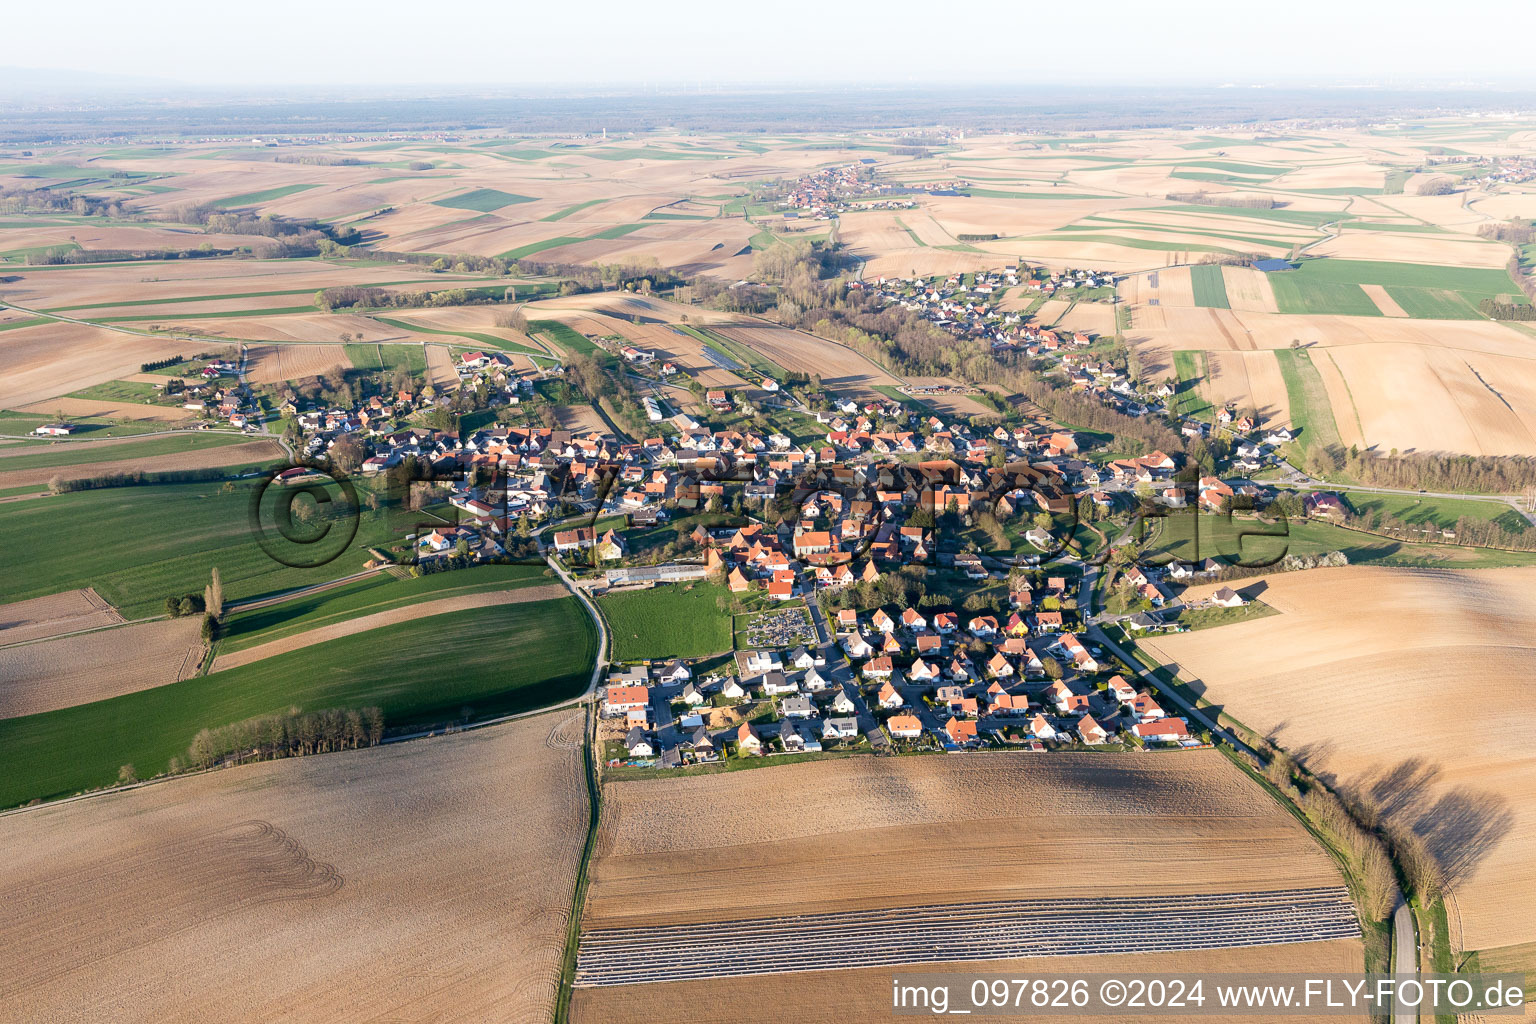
[120,246,1356,780]
[219,348,1344,774]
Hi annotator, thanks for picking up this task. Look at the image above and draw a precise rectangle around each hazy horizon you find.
[8,0,1536,92]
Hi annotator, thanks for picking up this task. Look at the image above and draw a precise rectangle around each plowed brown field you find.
[586,752,1343,930]
[0,713,587,1023]
[1141,566,1536,951]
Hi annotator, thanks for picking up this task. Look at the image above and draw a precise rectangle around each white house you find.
[1210,586,1246,608]
[780,695,817,719]
[822,717,860,739]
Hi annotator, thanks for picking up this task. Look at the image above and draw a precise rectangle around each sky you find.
[8,0,1536,91]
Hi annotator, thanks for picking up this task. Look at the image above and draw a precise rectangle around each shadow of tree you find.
[1354,758,1515,889]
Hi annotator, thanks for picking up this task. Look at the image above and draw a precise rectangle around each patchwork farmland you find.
[6,113,1536,1022]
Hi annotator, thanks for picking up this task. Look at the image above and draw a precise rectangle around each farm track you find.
[574,888,1359,986]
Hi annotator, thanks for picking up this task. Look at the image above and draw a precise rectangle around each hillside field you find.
[1141,566,1536,954]
[0,714,588,1023]
[0,596,595,807]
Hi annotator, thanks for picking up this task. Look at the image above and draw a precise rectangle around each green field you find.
[64,379,165,404]
[433,188,536,212]
[1268,276,1383,317]
[0,480,394,619]
[216,563,554,654]
[0,411,163,438]
[1343,222,1447,233]
[541,198,607,221]
[1172,600,1279,631]
[212,184,320,208]
[0,431,262,475]
[1071,218,1305,250]
[1142,511,1536,571]
[1281,519,1536,569]
[93,305,317,323]
[1171,350,1214,420]
[1156,205,1344,228]
[1269,258,1525,318]
[1382,287,1483,320]
[1334,491,1527,531]
[342,342,429,373]
[369,317,544,357]
[597,581,734,661]
[1025,232,1240,255]
[497,236,583,260]
[528,319,602,357]
[1190,264,1231,309]
[1272,348,1343,450]
[587,223,647,240]
[45,278,455,313]
[0,316,47,332]
[0,597,595,808]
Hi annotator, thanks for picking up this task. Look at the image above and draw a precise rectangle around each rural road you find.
[1391,898,1417,1024]
[1098,610,1422,1013]
[542,552,609,699]
[1273,462,1536,526]
[1086,625,1259,760]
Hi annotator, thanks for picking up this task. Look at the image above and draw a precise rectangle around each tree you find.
[329,435,365,474]
[205,567,224,620]
[117,764,138,785]
[1032,512,1054,535]
[178,597,197,617]
[166,595,183,617]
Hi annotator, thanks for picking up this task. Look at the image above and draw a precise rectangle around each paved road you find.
[1088,625,1258,760]
[1273,462,1536,526]
[543,551,609,699]
[1392,897,1417,1024]
[804,596,887,749]
[1099,614,1420,1008]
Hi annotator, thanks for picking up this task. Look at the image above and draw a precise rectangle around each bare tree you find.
[205,567,224,620]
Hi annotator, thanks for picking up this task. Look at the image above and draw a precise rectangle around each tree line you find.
[315,284,519,311]
[188,706,385,769]
[49,466,272,493]
[1164,192,1276,210]
[1260,749,1397,921]
[1477,218,1536,245]
[1306,445,1536,493]
[1339,510,1535,551]
[140,355,186,372]
[1478,298,1536,320]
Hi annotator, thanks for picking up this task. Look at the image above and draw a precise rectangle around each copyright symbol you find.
[249,463,360,569]
[1099,980,1126,1007]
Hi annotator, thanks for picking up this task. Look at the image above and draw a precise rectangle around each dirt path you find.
[210,584,569,672]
